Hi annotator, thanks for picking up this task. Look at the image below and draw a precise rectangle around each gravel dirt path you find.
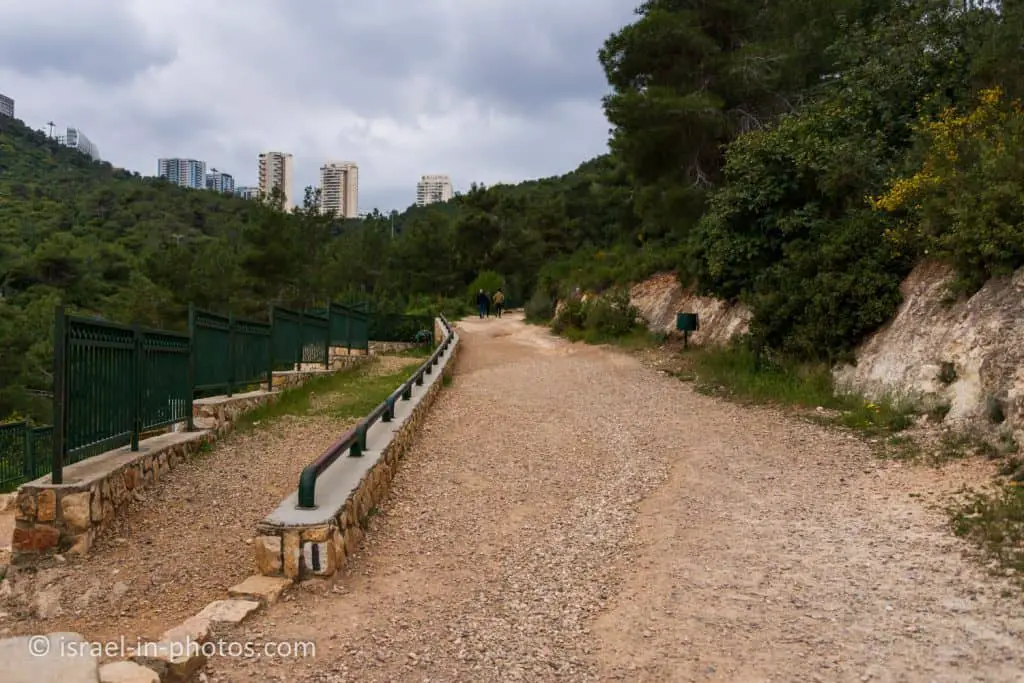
[205,312,1024,683]
[0,355,416,647]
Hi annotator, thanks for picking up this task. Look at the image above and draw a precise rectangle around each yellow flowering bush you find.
[872,87,1024,291]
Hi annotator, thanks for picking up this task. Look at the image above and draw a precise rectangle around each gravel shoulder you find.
[204,313,1024,683]
[0,355,415,646]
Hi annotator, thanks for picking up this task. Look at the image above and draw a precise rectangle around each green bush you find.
[550,287,640,339]
[524,288,555,322]
[582,287,639,337]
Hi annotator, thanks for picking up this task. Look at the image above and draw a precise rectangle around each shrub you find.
[524,288,555,322]
[582,287,639,337]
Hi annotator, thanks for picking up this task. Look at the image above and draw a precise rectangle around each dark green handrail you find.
[296,315,454,509]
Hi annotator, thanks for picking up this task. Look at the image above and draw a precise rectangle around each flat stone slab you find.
[228,575,291,604]
[100,660,160,682]
[130,642,205,683]
[0,632,99,682]
[195,598,261,624]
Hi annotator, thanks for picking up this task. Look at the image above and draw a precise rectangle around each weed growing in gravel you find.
[948,482,1024,579]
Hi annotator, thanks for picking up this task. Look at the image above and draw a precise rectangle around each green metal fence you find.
[0,422,51,491]
[51,309,194,483]
[10,301,370,486]
[301,310,329,366]
[190,306,272,396]
[369,314,434,343]
[315,302,370,352]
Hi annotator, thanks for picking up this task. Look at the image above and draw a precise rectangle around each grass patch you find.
[687,344,917,437]
[318,363,422,420]
[236,360,421,429]
[560,325,662,349]
[388,344,434,358]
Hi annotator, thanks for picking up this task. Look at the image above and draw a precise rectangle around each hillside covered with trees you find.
[3,0,1024,423]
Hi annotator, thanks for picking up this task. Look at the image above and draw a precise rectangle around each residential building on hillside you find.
[205,168,235,194]
[416,174,453,207]
[0,93,13,118]
[158,158,206,189]
[235,186,260,200]
[258,151,294,210]
[56,127,100,160]
[319,161,358,218]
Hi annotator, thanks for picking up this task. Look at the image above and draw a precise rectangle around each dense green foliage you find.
[596,0,1024,360]
[3,0,1024,422]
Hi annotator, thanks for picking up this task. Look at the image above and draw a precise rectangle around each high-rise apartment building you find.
[258,152,294,210]
[416,174,453,207]
[0,93,13,118]
[205,168,235,194]
[319,161,359,218]
[56,127,100,160]
[235,186,260,200]
[158,158,207,189]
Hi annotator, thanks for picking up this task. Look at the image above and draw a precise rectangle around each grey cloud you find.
[0,1,174,84]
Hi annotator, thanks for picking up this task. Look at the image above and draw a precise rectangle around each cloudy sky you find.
[0,0,638,212]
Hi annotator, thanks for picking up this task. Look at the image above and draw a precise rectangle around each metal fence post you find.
[227,312,236,397]
[51,305,67,485]
[187,303,196,430]
[131,325,143,451]
[267,305,276,392]
[23,421,34,481]
[297,310,305,371]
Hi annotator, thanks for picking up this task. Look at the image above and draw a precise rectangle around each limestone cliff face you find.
[833,261,1024,440]
[628,273,751,345]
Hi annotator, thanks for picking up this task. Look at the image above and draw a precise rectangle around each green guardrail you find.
[295,315,454,509]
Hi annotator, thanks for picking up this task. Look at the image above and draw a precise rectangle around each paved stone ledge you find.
[8,356,371,565]
[253,319,460,580]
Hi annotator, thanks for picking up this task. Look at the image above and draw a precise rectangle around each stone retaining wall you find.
[9,356,371,565]
[252,324,460,581]
[11,431,211,563]
[368,340,422,354]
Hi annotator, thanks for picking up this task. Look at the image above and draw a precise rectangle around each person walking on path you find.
[476,289,489,319]
[493,289,505,318]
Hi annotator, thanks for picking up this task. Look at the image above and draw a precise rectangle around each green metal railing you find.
[190,306,272,396]
[0,422,52,491]
[369,314,434,344]
[3,300,372,487]
[51,309,194,482]
[296,315,454,509]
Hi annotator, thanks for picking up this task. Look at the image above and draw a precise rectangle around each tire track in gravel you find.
[207,313,1024,683]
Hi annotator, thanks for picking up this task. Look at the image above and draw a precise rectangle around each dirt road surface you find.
[205,313,1024,683]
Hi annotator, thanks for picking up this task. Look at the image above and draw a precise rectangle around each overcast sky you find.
[0,0,638,213]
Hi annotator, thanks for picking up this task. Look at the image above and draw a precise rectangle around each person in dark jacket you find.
[476,289,489,318]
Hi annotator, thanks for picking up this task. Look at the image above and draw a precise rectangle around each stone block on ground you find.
[160,615,211,645]
[99,660,161,683]
[228,575,291,605]
[0,632,99,683]
[195,598,260,625]
[131,641,206,683]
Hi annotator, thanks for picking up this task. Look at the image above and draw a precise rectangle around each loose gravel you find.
[0,356,415,646]
[205,313,1024,683]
